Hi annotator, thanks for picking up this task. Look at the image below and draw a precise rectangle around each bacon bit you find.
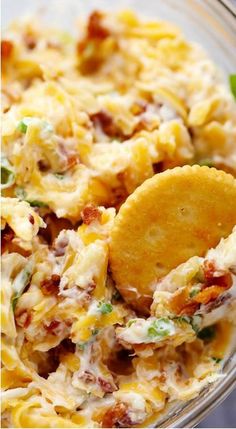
[81,204,101,225]
[38,159,50,172]
[79,370,96,384]
[203,260,224,282]
[44,319,61,335]
[87,11,110,40]
[67,154,79,169]
[1,225,15,254]
[153,162,164,174]
[24,33,37,50]
[90,111,121,138]
[16,310,32,328]
[28,214,35,225]
[87,281,96,293]
[40,274,60,296]
[158,372,167,383]
[1,40,14,60]
[110,186,128,211]
[193,283,231,305]
[98,377,117,393]
[102,402,133,428]
[179,301,200,316]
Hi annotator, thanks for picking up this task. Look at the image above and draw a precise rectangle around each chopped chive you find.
[229,74,236,100]
[77,343,86,351]
[127,319,137,327]
[15,187,27,200]
[197,159,214,167]
[1,166,15,189]
[17,120,28,134]
[147,318,174,338]
[212,357,222,364]
[190,288,200,298]
[54,173,64,180]
[92,328,99,336]
[98,301,113,314]
[26,200,48,208]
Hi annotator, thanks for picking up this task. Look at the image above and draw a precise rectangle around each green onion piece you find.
[26,200,48,208]
[127,319,137,327]
[190,287,200,298]
[15,187,27,200]
[12,262,33,312]
[229,74,236,100]
[1,156,15,189]
[92,328,99,336]
[197,159,214,167]
[98,301,113,314]
[147,318,174,338]
[54,173,64,180]
[17,120,28,134]
[198,325,216,341]
[212,357,222,364]
[174,316,191,324]
[77,343,86,351]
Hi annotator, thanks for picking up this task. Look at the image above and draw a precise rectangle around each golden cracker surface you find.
[109,166,236,314]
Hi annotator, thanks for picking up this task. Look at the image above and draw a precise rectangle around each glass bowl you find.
[2,0,236,427]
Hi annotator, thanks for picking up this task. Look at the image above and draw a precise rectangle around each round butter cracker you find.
[109,166,236,314]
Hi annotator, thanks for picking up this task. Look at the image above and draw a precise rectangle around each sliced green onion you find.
[92,328,99,336]
[189,287,201,298]
[15,187,27,200]
[147,318,174,338]
[12,262,33,312]
[229,74,236,100]
[1,156,15,189]
[212,357,222,364]
[26,200,48,208]
[197,159,214,167]
[98,301,113,314]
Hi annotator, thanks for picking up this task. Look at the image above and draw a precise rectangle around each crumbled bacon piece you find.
[98,377,117,393]
[81,204,101,225]
[16,310,32,328]
[102,402,133,428]
[87,11,110,40]
[90,111,121,138]
[40,274,60,296]
[67,154,79,169]
[1,40,14,59]
[179,301,200,316]
[44,319,62,335]
[24,33,37,50]
[28,214,35,225]
[38,159,50,172]
[193,285,225,305]
[79,370,96,384]
[1,225,15,254]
